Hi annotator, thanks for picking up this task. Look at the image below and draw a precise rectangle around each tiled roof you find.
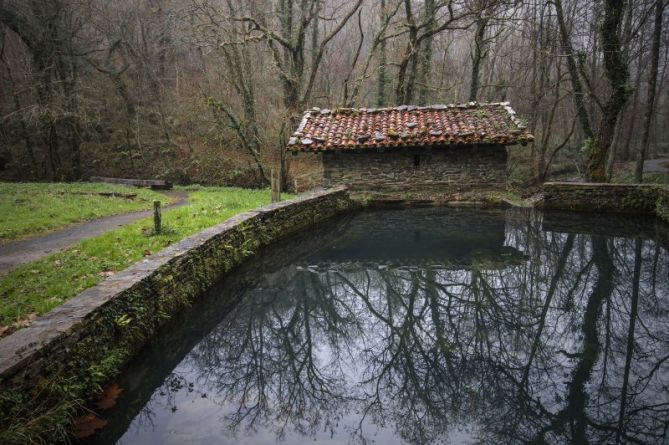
[288,102,534,152]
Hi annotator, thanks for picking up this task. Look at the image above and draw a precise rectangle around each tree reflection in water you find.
[93,208,669,445]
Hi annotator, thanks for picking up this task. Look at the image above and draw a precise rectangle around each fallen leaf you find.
[1,313,40,338]
[14,313,38,328]
[95,383,124,410]
[98,271,115,277]
[0,325,11,337]
[72,413,108,439]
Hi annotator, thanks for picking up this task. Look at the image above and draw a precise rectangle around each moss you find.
[333,108,359,117]
[349,193,374,207]
[0,284,167,444]
[348,189,530,207]
[656,188,669,224]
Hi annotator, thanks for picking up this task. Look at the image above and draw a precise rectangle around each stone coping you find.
[0,186,349,378]
[543,181,666,190]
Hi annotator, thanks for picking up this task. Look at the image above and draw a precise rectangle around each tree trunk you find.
[615,238,641,442]
[634,0,664,182]
[1,54,38,173]
[554,0,594,141]
[587,0,630,182]
[469,15,488,102]
[395,0,418,104]
[417,0,435,104]
[622,49,644,161]
[376,0,387,107]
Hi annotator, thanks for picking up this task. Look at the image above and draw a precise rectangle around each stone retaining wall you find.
[0,186,354,443]
[541,182,669,223]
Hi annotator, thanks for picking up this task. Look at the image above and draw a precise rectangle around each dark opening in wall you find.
[413,154,420,167]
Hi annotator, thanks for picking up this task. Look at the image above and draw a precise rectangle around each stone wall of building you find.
[288,152,323,193]
[322,145,508,193]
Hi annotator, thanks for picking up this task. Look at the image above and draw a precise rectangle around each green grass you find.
[0,182,173,241]
[0,186,280,328]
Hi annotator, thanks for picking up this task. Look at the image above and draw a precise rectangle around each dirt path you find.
[0,191,189,275]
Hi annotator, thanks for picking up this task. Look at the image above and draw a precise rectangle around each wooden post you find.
[153,200,162,234]
[271,169,281,202]
[270,169,275,202]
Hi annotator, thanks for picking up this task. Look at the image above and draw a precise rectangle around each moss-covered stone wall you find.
[541,182,669,224]
[657,187,669,224]
[0,186,355,444]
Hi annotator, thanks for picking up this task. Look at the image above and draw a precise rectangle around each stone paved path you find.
[0,191,188,275]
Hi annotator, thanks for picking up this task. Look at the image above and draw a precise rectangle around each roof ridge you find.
[289,101,533,150]
[304,101,513,116]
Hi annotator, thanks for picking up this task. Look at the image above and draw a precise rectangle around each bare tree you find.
[0,0,667,185]
[0,0,87,180]
[635,0,665,182]
[586,0,630,181]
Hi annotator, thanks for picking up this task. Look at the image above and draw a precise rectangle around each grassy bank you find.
[0,186,276,332]
[0,182,172,241]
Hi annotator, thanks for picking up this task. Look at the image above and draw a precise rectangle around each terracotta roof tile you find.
[288,102,534,152]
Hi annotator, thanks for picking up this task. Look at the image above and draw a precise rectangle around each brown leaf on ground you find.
[98,270,115,277]
[14,313,38,328]
[95,383,124,410]
[0,325,11,337]
[72,413,108,439]
[1,313,39,338]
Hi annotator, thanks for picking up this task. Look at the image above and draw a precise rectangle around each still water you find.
[92,207,669,444]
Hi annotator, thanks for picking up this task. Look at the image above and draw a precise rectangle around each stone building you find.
[287,102,533,195]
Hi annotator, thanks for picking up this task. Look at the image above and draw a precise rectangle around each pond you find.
[90,207,669,445]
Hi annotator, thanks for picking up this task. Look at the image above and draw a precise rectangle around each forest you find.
[0,0,667,188]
